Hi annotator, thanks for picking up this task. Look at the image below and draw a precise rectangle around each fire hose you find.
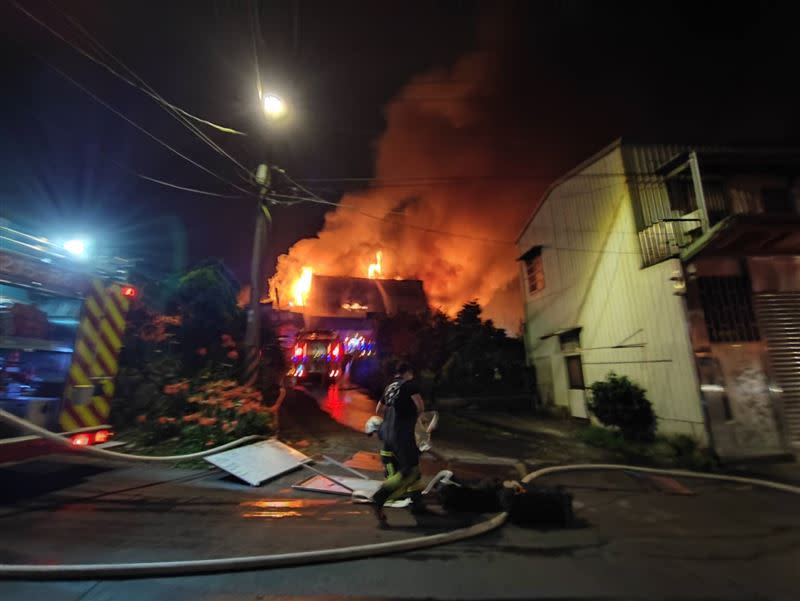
[0,408,261,462]
[0,407,798,579]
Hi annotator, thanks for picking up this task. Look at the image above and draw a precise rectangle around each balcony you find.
[636,150,800,267]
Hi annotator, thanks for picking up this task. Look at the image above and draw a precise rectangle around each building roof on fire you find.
[306,275,429,318]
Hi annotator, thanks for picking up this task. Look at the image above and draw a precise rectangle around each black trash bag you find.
[439,477,506,513]
[507,483,574,528]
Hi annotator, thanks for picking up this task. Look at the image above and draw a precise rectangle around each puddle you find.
[240,499,338,509]
[242,511,303,519]
[239,498,340,519]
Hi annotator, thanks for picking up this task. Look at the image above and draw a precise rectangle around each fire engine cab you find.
[0,224,135,463]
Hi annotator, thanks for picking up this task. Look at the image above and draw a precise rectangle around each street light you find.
[262,94,286,119]
[63,239,88,258]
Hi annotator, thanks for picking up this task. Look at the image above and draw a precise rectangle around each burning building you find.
[306,274,428,319]
[266,252,428,348]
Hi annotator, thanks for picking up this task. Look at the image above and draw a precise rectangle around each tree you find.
[170,260,243,363]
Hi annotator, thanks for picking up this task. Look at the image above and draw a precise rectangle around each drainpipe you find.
[688,151,710,232]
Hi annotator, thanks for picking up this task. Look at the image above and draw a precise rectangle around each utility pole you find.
[242,163,272,388]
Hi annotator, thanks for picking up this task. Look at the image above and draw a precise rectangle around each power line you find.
[293,173,678,192]
[42,1,253,178]
[35,54,255,196]
[296,172,671,184]
[267,179,517,245]
[113,163,250,199]
[16,1,247,137]
[16,0,255,188]
[250,0,263,102]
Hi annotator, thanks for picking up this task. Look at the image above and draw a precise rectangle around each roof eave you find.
[516,138,624,243]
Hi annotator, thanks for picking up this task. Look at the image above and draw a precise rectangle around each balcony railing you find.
[638,219,697,267]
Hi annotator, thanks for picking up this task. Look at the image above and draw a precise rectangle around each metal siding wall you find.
[520,145,705,437]
[622,144,690,230]
[754,293,800,447]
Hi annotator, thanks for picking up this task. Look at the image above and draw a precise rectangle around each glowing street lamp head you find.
[262,94,286,119]
[63,239,87,258]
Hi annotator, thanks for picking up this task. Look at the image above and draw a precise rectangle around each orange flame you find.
[291,266,313,307]
[367,251,382,279]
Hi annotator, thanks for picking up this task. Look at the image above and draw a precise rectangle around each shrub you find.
[135,378,272,448]
[588,372,656,442]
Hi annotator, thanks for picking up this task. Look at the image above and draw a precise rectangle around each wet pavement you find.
[316,383,377,433]
[2,388,800,600]
[2,459,799,600]
[0,455,478,566]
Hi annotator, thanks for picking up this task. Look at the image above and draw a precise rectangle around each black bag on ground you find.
[439,478,505,513]
[506,483,574,528]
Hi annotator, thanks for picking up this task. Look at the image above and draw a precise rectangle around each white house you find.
[517,139,800,459]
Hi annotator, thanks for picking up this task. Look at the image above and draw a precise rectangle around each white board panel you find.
[293,474,383,497]
[205,439,311,486]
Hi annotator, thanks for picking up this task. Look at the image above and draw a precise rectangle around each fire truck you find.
[287,330,344,386]
[0,224,136,463]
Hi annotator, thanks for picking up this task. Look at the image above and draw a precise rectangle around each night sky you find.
[1,0,798,287]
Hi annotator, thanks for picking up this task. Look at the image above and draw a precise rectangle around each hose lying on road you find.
[522,463,800,495]
[1,406,798,579]
[0,510,507,579]
[0,408,261,462]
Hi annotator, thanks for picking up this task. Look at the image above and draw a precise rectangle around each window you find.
[0,283,81,347]
[696,276,759,342]
[666,176,697,213]
[565,355,585,390]
[559,329,584,390]
[523,247,545,294]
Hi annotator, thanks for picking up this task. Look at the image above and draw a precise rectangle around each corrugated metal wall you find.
[754,293,800,447]
[519,144,706,439]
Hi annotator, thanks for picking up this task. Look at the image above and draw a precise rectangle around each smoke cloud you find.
[271,49,542,333]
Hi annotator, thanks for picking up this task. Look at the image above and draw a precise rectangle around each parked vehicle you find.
[287,330,343,386]
[0,224,136,464]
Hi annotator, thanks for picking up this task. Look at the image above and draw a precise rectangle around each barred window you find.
[697,276,759,342]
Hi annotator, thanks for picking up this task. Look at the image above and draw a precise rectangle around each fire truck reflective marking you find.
[104,293,126,333]
[60,411,80,432]
[74,404,96,427]
[69,355,90,384]
[93,395,110,415]
[86,296,103,320]
[58,281,130,431]
[100,319,122,351]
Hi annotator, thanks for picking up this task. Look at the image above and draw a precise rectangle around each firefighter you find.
[371,362,426,526]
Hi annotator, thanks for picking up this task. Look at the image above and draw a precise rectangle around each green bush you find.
[588,372,656,442]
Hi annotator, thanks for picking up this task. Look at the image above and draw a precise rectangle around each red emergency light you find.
[70,433,91,446]
[120,285,138,298]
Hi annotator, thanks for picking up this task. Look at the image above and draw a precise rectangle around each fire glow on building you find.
[282,251,386,309]
[273,250,428,319]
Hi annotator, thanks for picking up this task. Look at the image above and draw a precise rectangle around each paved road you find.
[1,389,799,600]
[310,381,378,433]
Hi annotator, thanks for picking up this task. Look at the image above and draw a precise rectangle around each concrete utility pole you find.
[242,163,272,388]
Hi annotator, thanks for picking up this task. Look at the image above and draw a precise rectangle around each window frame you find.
[565,354,585,390]
[522,247,545,295]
